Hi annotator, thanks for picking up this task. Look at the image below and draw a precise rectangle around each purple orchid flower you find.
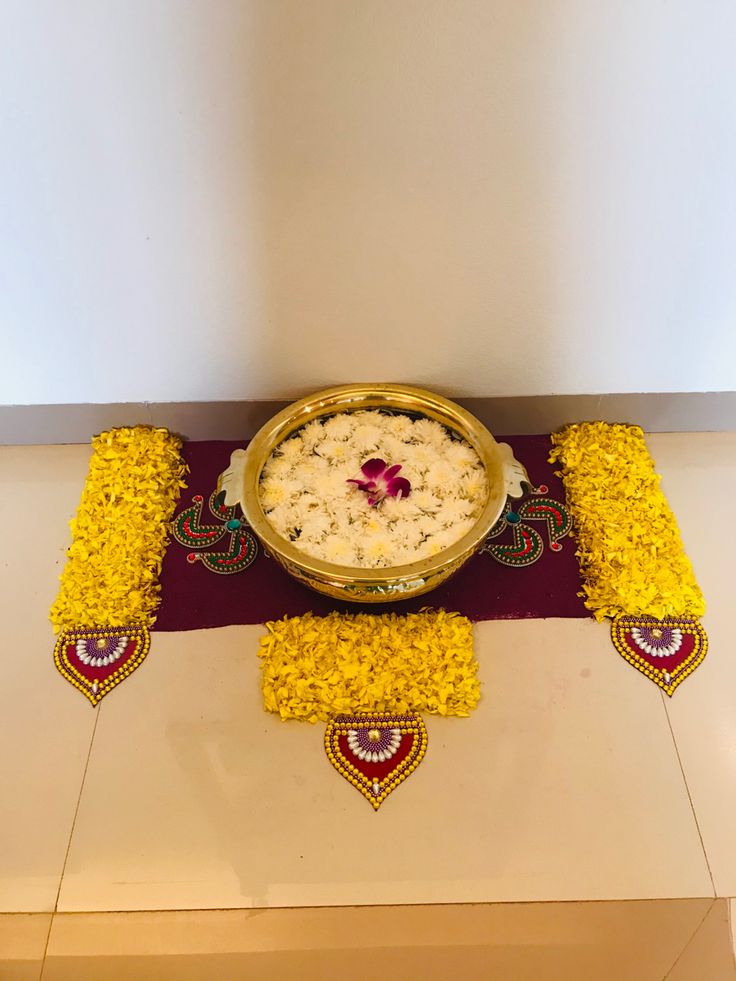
[347,458,411,506]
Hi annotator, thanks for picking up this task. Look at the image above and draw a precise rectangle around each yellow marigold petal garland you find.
[549,422,705,621]
[50,426,187,631]
[259,610,479,723]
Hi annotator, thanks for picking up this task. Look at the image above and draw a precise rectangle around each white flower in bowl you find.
[259,409,489,569]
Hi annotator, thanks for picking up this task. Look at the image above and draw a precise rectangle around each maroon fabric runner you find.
[155,435,589,630]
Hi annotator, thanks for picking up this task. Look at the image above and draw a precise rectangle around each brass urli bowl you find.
[219,383,512,603]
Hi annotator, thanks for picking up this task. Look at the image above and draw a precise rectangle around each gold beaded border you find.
[484,523,545,567]
[324,713,428,811]
[170,495,228,549]
[197,531,258,575]
[53,625,151,707]
[610,616,707,697]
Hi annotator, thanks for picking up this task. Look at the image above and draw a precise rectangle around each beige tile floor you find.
[55,619,711,912]
[1,434,735,979]
[649,434,736,899]
[37,900,725,981]
[0,447,95,914]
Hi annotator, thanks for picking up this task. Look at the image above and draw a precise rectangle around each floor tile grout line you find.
[660,897,715,981]
[659,689,717,895]
[55,708,102,910]
[20,894,723,917]
[30,897,725,979]
[40,706,101,976]
[728,899,736,977]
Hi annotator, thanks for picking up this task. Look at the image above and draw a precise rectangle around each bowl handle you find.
[497,442,532,499]
[217,449,248,507]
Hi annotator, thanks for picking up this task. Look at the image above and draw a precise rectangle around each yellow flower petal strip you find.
[50,426,186,631]
[259,610,479,722]
[550,422,704,621]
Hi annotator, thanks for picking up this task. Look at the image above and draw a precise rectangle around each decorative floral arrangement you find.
[347,458,411,505]
[550,422,705,621]
[50,426,186,630]
[259,610,480,722]
[258,410,489,568]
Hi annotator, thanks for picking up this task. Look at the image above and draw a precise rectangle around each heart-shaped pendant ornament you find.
[53,624,151,706]
[325,713,428,810]
[610,616,708,696]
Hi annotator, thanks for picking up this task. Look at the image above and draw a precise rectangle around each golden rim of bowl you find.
[241,383,507,586]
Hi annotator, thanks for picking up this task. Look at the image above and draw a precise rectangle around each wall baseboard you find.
[1,392,734,444]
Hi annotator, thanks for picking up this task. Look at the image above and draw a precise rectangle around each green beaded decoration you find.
[171,495,227,549]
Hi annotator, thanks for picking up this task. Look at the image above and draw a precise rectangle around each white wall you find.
[2,0,735,406]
